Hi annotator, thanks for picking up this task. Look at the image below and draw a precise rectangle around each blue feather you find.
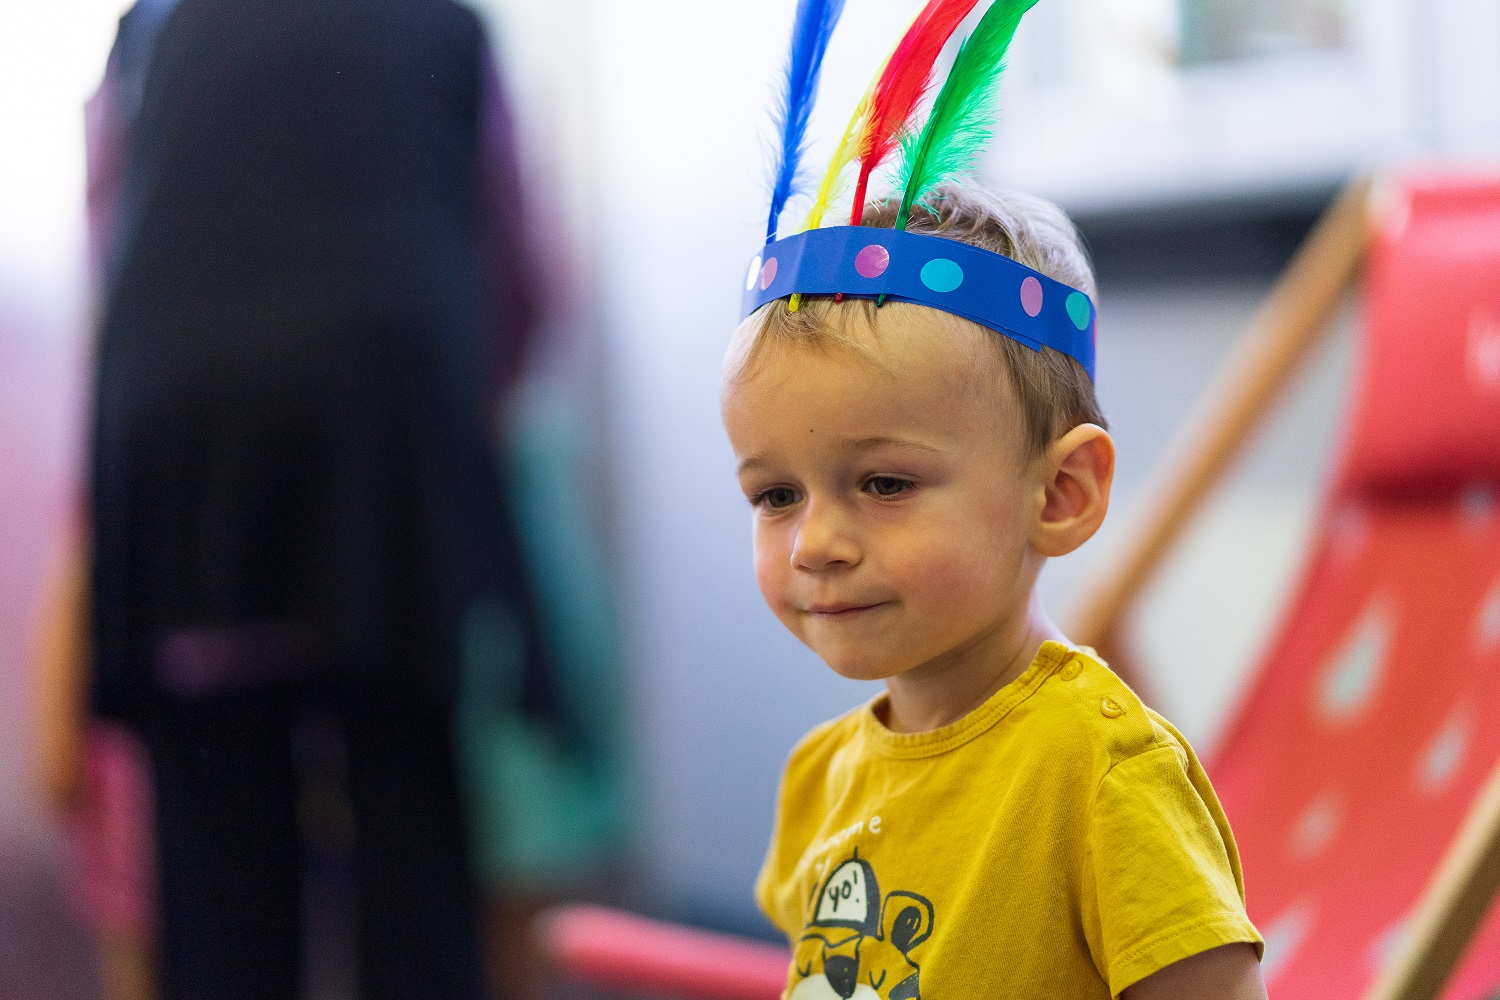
[766,0,847,243]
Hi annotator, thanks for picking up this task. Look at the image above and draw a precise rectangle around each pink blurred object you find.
[68,722,155,935]
[538,904,790,1000]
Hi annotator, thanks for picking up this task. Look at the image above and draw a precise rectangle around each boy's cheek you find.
[883,547,1015,629]
[752,534,793,613]
[751,538,821,648]
[878,537,982,597]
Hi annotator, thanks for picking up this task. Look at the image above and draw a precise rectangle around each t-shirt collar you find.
[857,640,1078,759]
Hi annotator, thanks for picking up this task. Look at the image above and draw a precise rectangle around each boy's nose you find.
[790,500,861,571]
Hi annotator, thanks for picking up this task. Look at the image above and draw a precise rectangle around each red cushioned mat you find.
[1339,177,1500,493]
[1209,172,1500,998]
[1211,498,1500,997]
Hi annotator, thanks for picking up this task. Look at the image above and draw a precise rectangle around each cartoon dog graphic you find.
[789,850,933,1000]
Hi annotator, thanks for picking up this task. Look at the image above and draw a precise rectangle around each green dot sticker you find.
[920,258,963,293]
[1065,291,1092,330]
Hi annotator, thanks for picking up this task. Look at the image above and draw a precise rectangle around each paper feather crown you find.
[743,0,1096,380]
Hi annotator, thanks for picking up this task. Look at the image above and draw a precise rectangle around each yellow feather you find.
[803,90,871,230]
[801,6,916,232]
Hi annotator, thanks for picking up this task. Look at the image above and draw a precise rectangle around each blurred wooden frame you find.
[1057,174,1500,1000]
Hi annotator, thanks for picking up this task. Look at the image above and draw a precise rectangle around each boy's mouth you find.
[806,601,884,618]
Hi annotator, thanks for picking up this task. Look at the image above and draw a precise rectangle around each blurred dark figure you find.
[86,1,544,998]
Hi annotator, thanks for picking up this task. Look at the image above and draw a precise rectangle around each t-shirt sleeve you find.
[1084,744,1263,996]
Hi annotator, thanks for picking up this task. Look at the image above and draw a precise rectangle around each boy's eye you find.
[756,487,799,510]
[866,476,912,497]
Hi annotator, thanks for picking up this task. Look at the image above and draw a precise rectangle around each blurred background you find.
[2,0,1498,997]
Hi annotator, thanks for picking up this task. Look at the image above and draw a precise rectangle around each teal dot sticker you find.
[1065,291,1092,330]
[920,258,963,293]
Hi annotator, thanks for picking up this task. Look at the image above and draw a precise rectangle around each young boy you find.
[722,183,1266,999]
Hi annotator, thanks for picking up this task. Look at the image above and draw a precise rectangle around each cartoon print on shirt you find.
[789,849,934,1000]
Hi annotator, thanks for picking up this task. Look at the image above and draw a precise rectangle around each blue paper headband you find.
[741,226,1097,381]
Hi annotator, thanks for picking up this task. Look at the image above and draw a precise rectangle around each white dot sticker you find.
[745,255,762,292]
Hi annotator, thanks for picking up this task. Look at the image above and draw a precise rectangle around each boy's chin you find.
[807,644,908,683]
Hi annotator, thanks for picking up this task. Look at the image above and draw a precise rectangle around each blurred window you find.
[1179,0,1348,64]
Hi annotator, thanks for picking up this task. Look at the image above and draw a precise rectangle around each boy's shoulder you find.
[1029,647,1201,786]
[779,702,868,782]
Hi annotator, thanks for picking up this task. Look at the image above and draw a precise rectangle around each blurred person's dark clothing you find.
[87,0,545,997]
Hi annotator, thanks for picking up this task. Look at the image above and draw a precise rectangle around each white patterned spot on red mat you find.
[1368,914,1410,972]
[1476,577,1500,651]
[1318,599,1394,722]
[1467,306,1500,391]
[1290,793,1341,859]
[1418,704,1472,793]
[1260,901,1315,983]
[1461,484,1497,532]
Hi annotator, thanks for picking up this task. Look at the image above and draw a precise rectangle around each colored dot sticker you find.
[1065,291,1092,330]
[854,243,890,278]
[1019,275,1043,317]
[920,257,963,293]
[745,256,762,292]
[759,256,779,291]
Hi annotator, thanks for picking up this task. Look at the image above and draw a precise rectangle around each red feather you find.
[848,0,981,225]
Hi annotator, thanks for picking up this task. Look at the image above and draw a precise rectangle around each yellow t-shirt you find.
[755,641,1262,999]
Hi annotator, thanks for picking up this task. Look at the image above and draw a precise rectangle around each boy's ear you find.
[1031,424,1114,558]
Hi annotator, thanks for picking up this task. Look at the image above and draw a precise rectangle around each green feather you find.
[894,0,1037,229]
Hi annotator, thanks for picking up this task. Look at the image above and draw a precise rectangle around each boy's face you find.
[722,305,1047,683]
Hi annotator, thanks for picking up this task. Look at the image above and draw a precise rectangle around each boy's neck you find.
[878,590,1066,735]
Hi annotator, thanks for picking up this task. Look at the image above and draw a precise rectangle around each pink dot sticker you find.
[759,256,778,291]
[854,243,890,279]
[1019,275,1043,317]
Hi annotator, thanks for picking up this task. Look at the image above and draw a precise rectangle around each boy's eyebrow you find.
[736,455,775,475]
[735,436,946,474]
[847,435,946,455]
[732,434,942,476]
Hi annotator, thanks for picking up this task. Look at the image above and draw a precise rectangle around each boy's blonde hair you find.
[728,181,1105,456]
